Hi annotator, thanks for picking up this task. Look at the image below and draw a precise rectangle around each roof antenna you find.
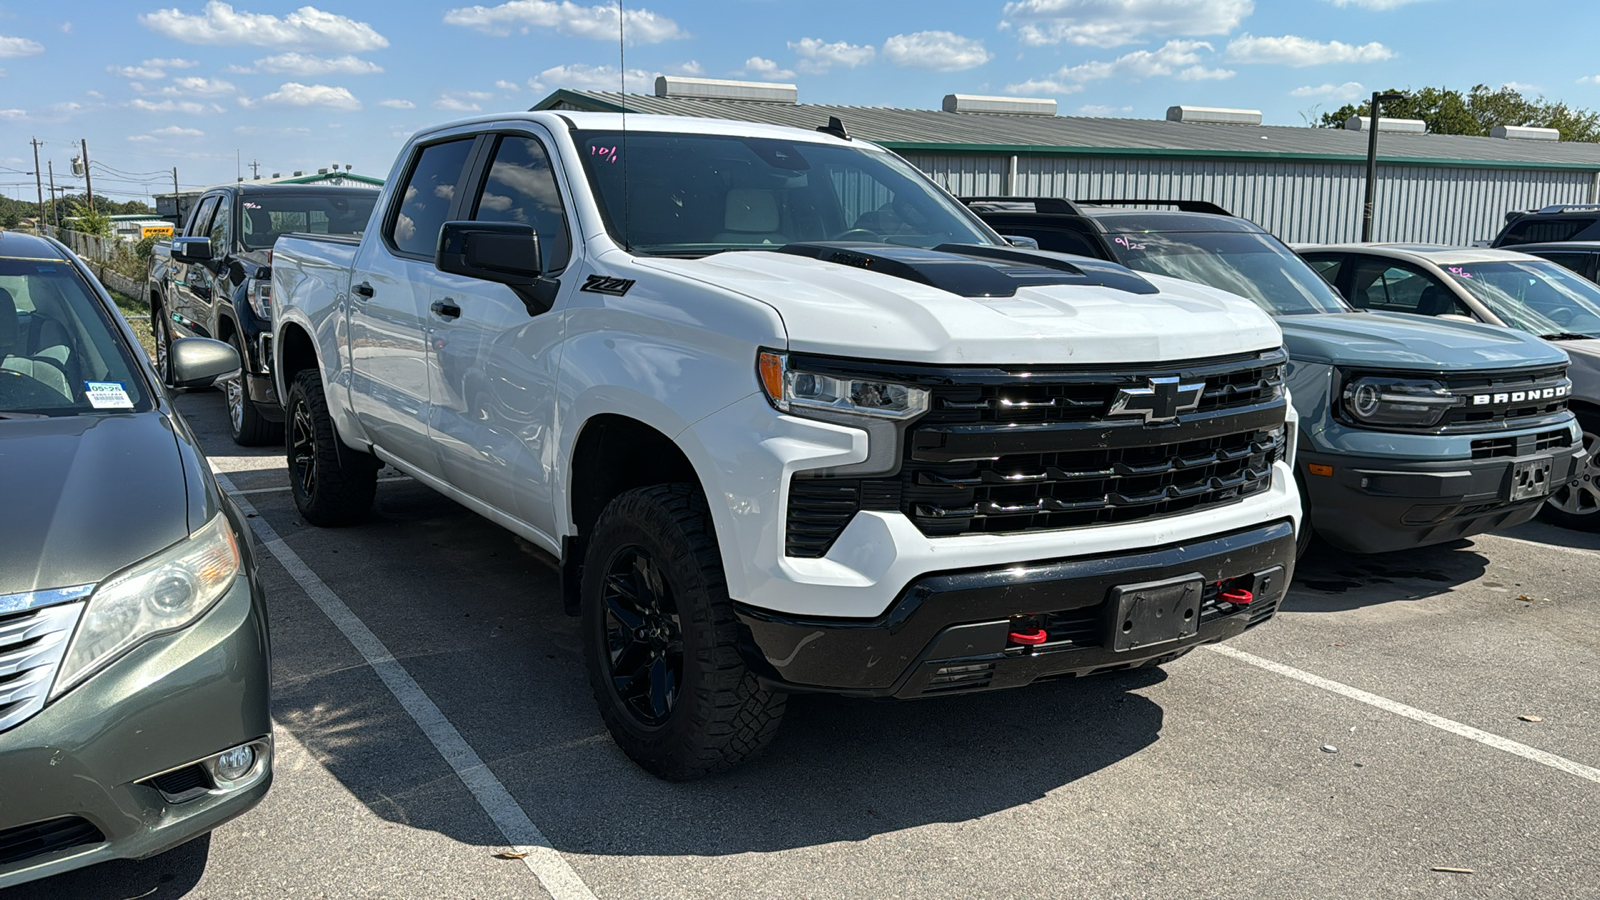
[817,116,850,140]
[617,0,632,252]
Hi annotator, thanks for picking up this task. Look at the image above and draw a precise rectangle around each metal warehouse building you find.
[535,81,1600,246]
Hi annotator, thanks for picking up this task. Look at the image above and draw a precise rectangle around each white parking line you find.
[1208,644,1600,786]
[1480,532,1600,558]
[215,470,598,900]
[230,476,415,497]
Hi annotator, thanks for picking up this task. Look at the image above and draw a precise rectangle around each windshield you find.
[1440,259,1600,338]
[1,255,154,417]
[572,130,997,257]
[239,192,378,251]
[1103,230,1350,316]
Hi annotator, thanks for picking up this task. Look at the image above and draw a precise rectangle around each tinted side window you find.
[188,196,218,238]
[1529,251,1591,278]
[1303,255,1342,284]
[209,193,231,251]
[1500,218,1595,246]
[471,136,571,271]
[1349,259,1469,316]
[390,138,476,257]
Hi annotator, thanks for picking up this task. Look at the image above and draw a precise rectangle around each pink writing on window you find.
[591,145,621,164]
[1114,236,1147,251]
[1447,266,1474,279]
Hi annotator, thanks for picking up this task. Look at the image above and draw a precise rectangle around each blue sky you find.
[3,0,1600,205]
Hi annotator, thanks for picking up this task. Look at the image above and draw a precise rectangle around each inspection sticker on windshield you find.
[84,382,133,409]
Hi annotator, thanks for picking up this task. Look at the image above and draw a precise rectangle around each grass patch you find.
[109,290,158,362]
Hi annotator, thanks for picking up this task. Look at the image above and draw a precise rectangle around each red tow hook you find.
[1220,587,1254,605]
[1008,628,1049,646]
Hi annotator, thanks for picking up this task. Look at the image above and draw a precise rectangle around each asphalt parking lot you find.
[15,387,1599,900]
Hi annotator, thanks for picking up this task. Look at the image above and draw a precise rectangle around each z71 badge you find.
[581,274,635,296]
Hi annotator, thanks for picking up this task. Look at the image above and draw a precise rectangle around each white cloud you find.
[740,56,794,81]
[153,125,205,136]
[668,60,703,76]
[164,76,237,96]
[882,31,990,72]
[109,63,167,79]
[1290,81,1366,102]
[528,63,655,94]
[789,37,875,74]
[236,52,383,75]
[1326,0,1422,7]
[1225,34,1394,66]
[495,79,520,90]
[0,109,28,119]
[1008,39,1231,93]
[146,57,198,69]
[253,82,361,110]
[140,2,388,50]
[0,35,45,57]
[60,22,72,33]
[1502,81,1540,93]
[1077,104,1133,115]
[1581,75,1600,86]
[1002,0,1253,48]
[130,98,223,114]
[443,1,683,43]
[434,90,495,111]
[128,134,157,142]
[379,98,415,108]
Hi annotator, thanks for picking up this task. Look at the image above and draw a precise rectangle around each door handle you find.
[430,298,462,320]
[352,281,375,299]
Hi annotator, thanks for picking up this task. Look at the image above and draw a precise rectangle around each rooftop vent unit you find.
[1167,106,1263,126]
[317,168,329,174]
[292,170,304,176]
[943,94,1057,116]
[1343,116,1427,134]
[272,173,281,178]
[1492,124,1560,141]
[654,76,796,104]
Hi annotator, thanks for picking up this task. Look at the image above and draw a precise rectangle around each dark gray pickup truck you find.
[147,184,378,445]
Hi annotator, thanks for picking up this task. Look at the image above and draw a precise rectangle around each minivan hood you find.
[641,249,1282,365]
[0,413,193,596]
[1278,312,1569,369]
[1549,337,1600,404]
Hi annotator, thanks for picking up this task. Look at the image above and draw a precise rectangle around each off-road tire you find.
[285,368,378,526]
[1540,415,1600,531]
[224,334,282,447]
[582,484,786,780]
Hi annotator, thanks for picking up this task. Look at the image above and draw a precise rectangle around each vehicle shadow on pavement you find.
[0,835,209,900]
[1284,539,1490,613]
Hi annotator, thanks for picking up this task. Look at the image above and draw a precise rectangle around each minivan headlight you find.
[51,513,240,699]
[1341,374,1459,428]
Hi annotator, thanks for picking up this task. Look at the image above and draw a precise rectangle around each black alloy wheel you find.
[288,392,317,501]
[153,311,172,384]
[600,547,684,727]
[285,368,377,526]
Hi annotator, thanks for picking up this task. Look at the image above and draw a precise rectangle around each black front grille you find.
[0,816,104,867]
[1470,428,1574,460]
[785,350,1287,557]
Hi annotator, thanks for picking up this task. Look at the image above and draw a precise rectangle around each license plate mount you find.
[1106,574,1204,653]
[1508,456,1554,502]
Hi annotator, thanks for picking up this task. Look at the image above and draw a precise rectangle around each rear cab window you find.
[240,193,378,251]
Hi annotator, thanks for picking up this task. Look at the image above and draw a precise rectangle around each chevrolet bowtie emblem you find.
[1109,376,1205,423]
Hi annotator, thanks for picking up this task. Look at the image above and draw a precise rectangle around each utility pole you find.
[80,138,94,214]
[1361,90,1408,243]
[249,159,260,179]
[30,138,43,221]
[47,160,57,227]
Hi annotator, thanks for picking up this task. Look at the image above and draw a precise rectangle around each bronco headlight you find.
[1341,375,1459,428]
[51,513,241,699]
[757,350,930,420]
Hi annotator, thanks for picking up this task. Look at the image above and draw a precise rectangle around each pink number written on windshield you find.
[590,145,621,164]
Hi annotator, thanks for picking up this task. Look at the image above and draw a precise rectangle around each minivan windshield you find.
[238,192,378,251]
[572,130,997,257]
[1,255,153,417]
[1440,259,1600,338]
[1105,230,1350,316]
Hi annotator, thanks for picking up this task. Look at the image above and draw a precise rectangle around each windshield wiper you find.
[1538,332,1597,341]
[0,411,49,419]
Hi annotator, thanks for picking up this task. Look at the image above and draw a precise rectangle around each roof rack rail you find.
[959,196,1082,215]
[1534,203,1600,215]
[1074,199,1233,216]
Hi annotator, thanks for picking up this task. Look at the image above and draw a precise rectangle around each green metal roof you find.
[534,89,1600,172]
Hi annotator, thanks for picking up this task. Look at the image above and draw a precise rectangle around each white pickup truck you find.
[271,112,1301,779]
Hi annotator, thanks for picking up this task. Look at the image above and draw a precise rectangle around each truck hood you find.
[0,413,193,596]
[1277,312,1569,370]
[639,248,1281,365]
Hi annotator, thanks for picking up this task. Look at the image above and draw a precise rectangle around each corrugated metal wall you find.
[902,152,1597,245]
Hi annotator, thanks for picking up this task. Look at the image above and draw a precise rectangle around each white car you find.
[1297,243,1600,530]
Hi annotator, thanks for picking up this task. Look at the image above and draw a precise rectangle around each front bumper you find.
[736,520,1296,698]
[1301,440,1585,553]
[0,576,272,889]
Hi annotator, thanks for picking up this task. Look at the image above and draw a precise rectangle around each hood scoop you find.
[776,242,1159,298]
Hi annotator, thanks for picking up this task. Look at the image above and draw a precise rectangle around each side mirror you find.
[172,236,213,263]
[436,221,542,285]
[168,336,239,389]
[1003,235,1041,250]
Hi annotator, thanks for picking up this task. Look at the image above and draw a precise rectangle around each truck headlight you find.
[757,350,930,420]
[1341,375,1459,428]
[248,279,272,321]
[50,513,241,699]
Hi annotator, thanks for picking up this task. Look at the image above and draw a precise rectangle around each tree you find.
[1318,84,1600,142]
[65,201,113,238]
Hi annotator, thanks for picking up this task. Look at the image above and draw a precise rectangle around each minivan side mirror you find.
[168,336,240,389]
[172,236,213,263]
[436,221,543,285]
